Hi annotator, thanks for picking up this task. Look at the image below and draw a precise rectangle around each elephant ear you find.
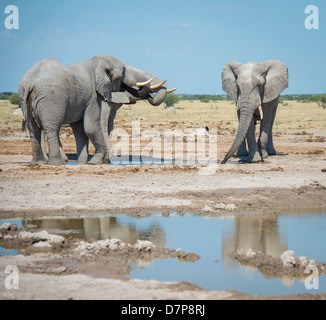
[260,60,288,103]
[222,62,242,102]
[95,58,113,102]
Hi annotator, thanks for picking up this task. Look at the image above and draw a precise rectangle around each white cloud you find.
[163,22,175,27]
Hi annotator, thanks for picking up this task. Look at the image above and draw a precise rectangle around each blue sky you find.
[0,0,325,94]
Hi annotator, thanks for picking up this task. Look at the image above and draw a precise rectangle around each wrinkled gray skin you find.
[221,60,288,164]
[100,65,170,162]
[19,56,169,165]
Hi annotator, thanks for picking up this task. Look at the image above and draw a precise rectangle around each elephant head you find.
[93,55,176,105]
[93,55,126,101]
[221,60,288,164]
[111,65,176,106]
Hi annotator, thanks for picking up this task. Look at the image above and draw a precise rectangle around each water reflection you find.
[24,216,166,247]
[3,210,325,296]
[222,214,287,258]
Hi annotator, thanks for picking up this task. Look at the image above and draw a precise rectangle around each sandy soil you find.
[0,115,326,300]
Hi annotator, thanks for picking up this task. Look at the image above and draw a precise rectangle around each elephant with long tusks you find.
[19,55,176,165]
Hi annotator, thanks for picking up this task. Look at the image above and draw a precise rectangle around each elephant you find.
[19,55,175,165]
[221,60,288,164]
[100,65,177,162]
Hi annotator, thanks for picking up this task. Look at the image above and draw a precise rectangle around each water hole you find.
[1,209,326,296]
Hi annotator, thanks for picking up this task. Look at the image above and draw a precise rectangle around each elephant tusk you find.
[166,88,177,94]
[150,79,167,91]
[258,105,263,120]
[136,76,155,87]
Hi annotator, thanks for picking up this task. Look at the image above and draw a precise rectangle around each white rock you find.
[18,230,64,244]
[13,108,23,115]
[0,223,11,230]
[34,241,52,248]
[203,205,212,213]
[108,239,121,251]
[33,231,64,244]
[226,204,236,211]
[246,249,256,258]
[18,231,33,238]
[298,256,309,266]
[215,203,226,210]
[280,250,296,266]
[135,240,155,252]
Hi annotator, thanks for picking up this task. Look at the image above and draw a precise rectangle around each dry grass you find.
[0,99,325,135]
[0,101,23,131]
[115,99,326,133]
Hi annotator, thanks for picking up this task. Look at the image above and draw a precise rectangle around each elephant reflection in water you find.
[222,215,312,287]
[82,217,165,247]
[26,216,165,247]
[222,215,287,260]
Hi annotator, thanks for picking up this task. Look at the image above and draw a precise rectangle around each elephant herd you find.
[18,55,288,165]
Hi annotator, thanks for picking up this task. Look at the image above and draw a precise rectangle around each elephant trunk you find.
[221,106,255,164]
[123,66,168,106]
[100,101,113,160]
[147,86,167,106]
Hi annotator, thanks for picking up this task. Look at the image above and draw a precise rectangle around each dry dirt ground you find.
[0,100,326,300]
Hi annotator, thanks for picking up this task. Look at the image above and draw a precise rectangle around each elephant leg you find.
[70,121,89,164]
[43,127,66,165]
[40,130,49,161]
[247,119,262,163]
[58,136,68,162]
[84,99,107,165]
[235,109,249,156]
[267,102,278,156]
[41,130,67,162]
[28,119,48,164]
[258,101,277,159]
[101,102,120,163]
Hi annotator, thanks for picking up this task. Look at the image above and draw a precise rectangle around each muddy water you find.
[1,210,326,296]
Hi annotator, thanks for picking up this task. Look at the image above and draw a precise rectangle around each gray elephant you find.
[221,60,288,164]
[19,55,174,165]
[100,65,176,162]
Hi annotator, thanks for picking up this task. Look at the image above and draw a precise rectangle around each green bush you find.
[9,94,20,105]
[0,94,9,100]
[164,94,180,107]
[309,94,326,109]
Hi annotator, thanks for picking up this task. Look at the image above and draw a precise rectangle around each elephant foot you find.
[248,151,263,163]
[59,147,68,162]
[48,156,66,166]
[103,157,111,164]
[32,157,48,165]
[261,149,269,159]
[267,147,277,156]
[77,155,89,165]
[88,154,105,165]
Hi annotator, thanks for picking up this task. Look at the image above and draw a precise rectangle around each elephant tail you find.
[22,119,27,132]
[19,84,35,132]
